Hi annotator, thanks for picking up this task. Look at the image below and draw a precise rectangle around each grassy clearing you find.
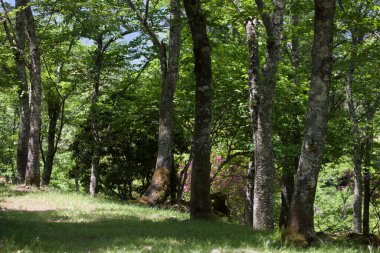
[0,185,377,253]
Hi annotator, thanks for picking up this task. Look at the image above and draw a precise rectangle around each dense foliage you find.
[0,0,379,241]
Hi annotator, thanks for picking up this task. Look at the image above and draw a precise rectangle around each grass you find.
[0,185,378,253]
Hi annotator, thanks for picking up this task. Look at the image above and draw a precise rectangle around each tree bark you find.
[284,0,335,245]
[2,0,30,183]
[245,156,255,225]
[253,0,285,230]
[140,0,181,205]
[183,0,213,220]
[89,35,103,197]
[25,1,42,187]
[245,18,259,226]
[14,0,29,183]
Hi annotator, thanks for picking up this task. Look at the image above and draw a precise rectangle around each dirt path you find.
[0,185,56,212]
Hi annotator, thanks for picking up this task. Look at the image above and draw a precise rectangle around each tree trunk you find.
[25,1,42,187]
[14,0,29,183]
[363,166,371,236]
[183,0,213,220]
[284,0,335,245]
[140,0,181,205]
[245,157,255,226]
[89,35,103,197]
[363,123,374,236]
[245,18,259,226]
[345,55,363,234]
[176,155,192,205]
[42,98,61,186]
[253,0,285,230]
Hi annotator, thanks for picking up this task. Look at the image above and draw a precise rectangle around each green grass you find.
[0,185,377,252]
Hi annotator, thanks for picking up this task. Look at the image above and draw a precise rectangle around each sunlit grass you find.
[0,185,377,252]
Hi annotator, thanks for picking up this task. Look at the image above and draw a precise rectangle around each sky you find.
[5,0,15,5]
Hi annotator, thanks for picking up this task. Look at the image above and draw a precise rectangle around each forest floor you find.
[0,184,377,253]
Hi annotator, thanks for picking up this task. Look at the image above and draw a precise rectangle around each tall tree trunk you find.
[284,0,335,245]
[42,98,61,186]
[42,43,71,186]
[15,0,29,183]
[25,1,42,187]
[363,106,376,236]
[245,18,259,226]
[140,0,181,205]
[89,35,103,197]
[344,44,363,233]
[253,0,285,230]
[183,0,212,220]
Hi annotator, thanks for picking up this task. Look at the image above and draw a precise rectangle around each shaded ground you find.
[0,185,375,253]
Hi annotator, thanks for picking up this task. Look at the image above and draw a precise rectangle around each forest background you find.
[0,0,379,245]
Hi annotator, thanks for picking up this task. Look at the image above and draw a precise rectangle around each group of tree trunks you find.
[2,0,42,186]
[3,0,376,247]
[243,0,336,245]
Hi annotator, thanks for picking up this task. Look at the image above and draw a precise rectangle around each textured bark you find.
[2,0,30,183]
[183,0,212,220]
[245,157,255,225]
[89,35,103,197]
[245,18,259,226]
[14,0,29,183]
[253,0,285,230]
[284,0,335,245]
[25,1,42,186]
[140,0,181,205]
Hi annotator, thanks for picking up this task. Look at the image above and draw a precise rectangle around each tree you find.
[251,0,286,229]
[245,17,259,226]
[183,0,213,220]
[70,1,135,196]
[126,0,182,205]
[25,0,42,186]
[284,0,335,244]
[41,38,76,186]
[1,0,30,183]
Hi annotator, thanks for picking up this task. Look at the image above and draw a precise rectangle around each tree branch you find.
[210,151,250,182]
[102,30,135,53]
[125,0,162,50]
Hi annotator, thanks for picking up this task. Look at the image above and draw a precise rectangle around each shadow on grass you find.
[0,209,277,252]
